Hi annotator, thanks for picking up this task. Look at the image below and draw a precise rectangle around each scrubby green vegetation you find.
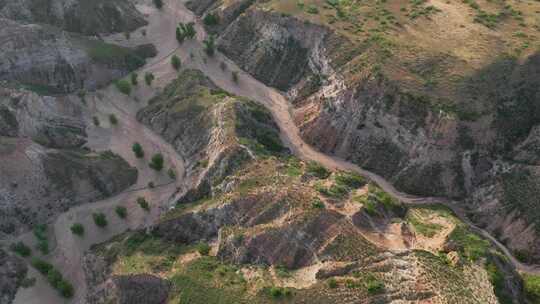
[130,73,138,86]
[93,116,100,126]
[354,184,404,216]
[82,39,144,70]
[168,168,177,179]
[93,212,108,227]
[31,258,74,298]
[10,242,32,257]
[115,206,128,219]
[447,225,489,261]
[196,243,211,256]
[203,13,220,26]
[486,261,513,304]
[176,22,197,44]
[109,114,118,125]
[153,0,163,9]
[335,171,366,189]
[203,35,216,56]
[306,161,330,179]
[132,142,144,158]
[115,79,131,95]
[70,223,85,236]
[149,153,164,171]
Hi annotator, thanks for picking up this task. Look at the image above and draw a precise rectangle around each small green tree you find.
[137,197,150,211]
[176,22,196,44]
[115,206,127,219]
[197,242,211,255]
[171,55,181,70]
[149,153,164,171]
[203,35,216,56]
[109,114,118,125]
[130,73,138,86]
[70,223,84,236]
[115,79,131,95]
[327,278,338,288]
[57,280,74,298]
[203,13,220,26]
[132,142,144,158]
[93,213,108,227]
[153,0,163,9]
[145,72,155,86]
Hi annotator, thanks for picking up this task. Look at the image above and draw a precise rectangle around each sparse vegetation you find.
[93,116,100,126]
[132,142,144,158]
[196,242,211,256]
[231,71,239,83]
[524,274,540,303]
[203,35,216,57]
[306,161,330,179]
[203,13,220,26]
[327,278,338,288]
[176,22,197,44]
[93,212,108,227]
[33,224,49,255]
[149,153,164,171]
[70,223,84,236]
[130,73,138,86]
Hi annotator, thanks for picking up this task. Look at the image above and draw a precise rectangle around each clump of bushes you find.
[93,213,108,227]
[203,35,216,56]
[335,172,366,189]
[176,22,196,44]
[31,258,74,298]
[10,242,32,257]
[115,206,127,219]
[327,278,338,289]
[70,223,84,236]
[268,286,292,298]
[137,197,150,211]
[132,142,144,158]
[171,55,181,70]
[153,0,163,9]
[203,13,220,26]
[149,153,164,171]
[167,168,176,179]
[115,79,131,95]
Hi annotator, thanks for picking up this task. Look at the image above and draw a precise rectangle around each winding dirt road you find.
[12,1,540,303]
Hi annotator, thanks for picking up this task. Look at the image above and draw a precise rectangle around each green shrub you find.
[197,242,211,255]
[365,274,384,295]
[70,223,84,236]
[137,197,150,211]
[130,73,138,85]
[93,116,100,126]
[335,172,366,189]
[10,242,31,257]
[307,161,330,179]
[31,258,74,298]
[93,213,108,227]
[57,280,74,298]
[115,206,127,219]
[153,0,163,9]
[524,274,540,303]
[109,114,118,125]
[149,153,164,171]
[115,79,131,95]
[145,72,155,86]
[171,55,181,70]
[33,224,49,255]
[312,199,325,209]
[203,35,216,56]
[132,142,144,158]
[307,5,319,14]
[31,258,53,274]
[232,71,239,83]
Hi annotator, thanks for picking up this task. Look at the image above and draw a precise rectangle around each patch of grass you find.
[196,242,211,256]
[31,258,74,298]
[523,274,540,303]
[407,212,444,237]
[335,171,366,189]
[448,225,489,261]
[130,73,138,86]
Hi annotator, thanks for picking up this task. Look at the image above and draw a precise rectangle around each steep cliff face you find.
[0,18,150,94]
[0,87,138,237]
[189,0,540,263]
[0,0,147,35]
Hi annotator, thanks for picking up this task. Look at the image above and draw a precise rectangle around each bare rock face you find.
[0,248,26,304]
[0,87,138,236]
[0,0,147,35]
[0,18,150,94]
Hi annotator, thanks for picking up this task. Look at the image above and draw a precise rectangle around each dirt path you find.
[12,1,539,302]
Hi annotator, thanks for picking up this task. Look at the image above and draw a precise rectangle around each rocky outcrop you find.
[0,0,147,35]
[0,18,151,94]
[0,248,26,304]
[137,69,284,203]
[0,87,138,236]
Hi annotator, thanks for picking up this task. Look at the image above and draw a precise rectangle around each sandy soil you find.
[11,0,540,302]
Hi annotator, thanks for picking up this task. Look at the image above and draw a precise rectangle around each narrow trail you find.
[11,1,539,303]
